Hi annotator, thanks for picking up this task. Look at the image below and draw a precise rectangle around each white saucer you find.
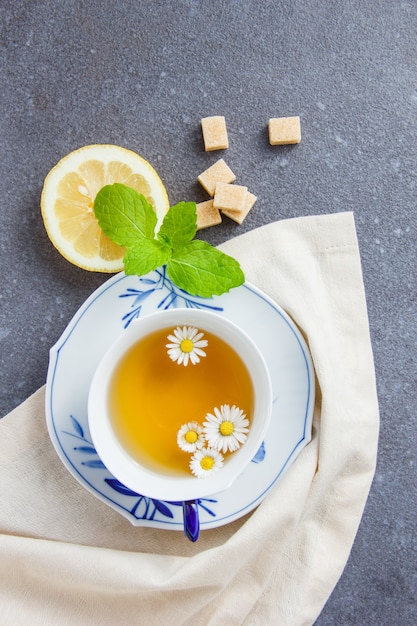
[45,267,315,530]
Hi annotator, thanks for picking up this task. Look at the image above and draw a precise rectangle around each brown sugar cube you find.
[196,200,222,230]
[197,159,236,196]
[213,182,248,214]
[221,191,257,225]
[268,116,301,145]
[201,116,229,151]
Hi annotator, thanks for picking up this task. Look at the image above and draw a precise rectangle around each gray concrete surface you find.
[1,1,416,623]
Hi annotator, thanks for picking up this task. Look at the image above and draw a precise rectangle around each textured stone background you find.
[1,1,416,623]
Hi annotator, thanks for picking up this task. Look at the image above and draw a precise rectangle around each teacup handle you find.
[182,500,200,542]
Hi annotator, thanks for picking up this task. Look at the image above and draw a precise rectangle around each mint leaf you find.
[167,240,245,297]
[93,181,245,297]
[123,238,171,276]
[94,183,157,246]
[157,201,197,248]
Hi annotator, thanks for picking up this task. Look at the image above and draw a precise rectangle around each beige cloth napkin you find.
[0,212,379,626]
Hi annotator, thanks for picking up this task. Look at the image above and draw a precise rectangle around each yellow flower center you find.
[180,338,194,353]
[185,430,198,444]
[200,456,215,471]
[219,421,234,436]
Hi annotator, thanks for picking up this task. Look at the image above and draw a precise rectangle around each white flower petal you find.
[214,406,223,420]
[189,352,200,365]
[173,327,184,340]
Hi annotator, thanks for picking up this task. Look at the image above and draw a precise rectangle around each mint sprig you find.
[94,183,245,297]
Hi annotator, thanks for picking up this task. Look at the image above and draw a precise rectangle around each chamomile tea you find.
[109,325,254,476]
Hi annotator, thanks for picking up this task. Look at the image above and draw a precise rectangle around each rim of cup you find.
[88,309,272,502]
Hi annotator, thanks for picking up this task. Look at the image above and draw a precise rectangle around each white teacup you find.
[88,308,272,503]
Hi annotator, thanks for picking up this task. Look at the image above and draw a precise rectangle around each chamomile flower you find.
[189,447,224,478]
[166,326,208,366]
[177,422,206,453]
[203,404,250,453]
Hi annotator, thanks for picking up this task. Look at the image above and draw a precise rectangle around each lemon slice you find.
[41,144,170,272]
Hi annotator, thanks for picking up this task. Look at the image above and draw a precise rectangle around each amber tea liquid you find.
[109,326,254,475]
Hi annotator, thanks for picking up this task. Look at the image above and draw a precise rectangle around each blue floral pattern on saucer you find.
[119,266,223,328]
[46,269,314,531]
[63,412,218,522]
